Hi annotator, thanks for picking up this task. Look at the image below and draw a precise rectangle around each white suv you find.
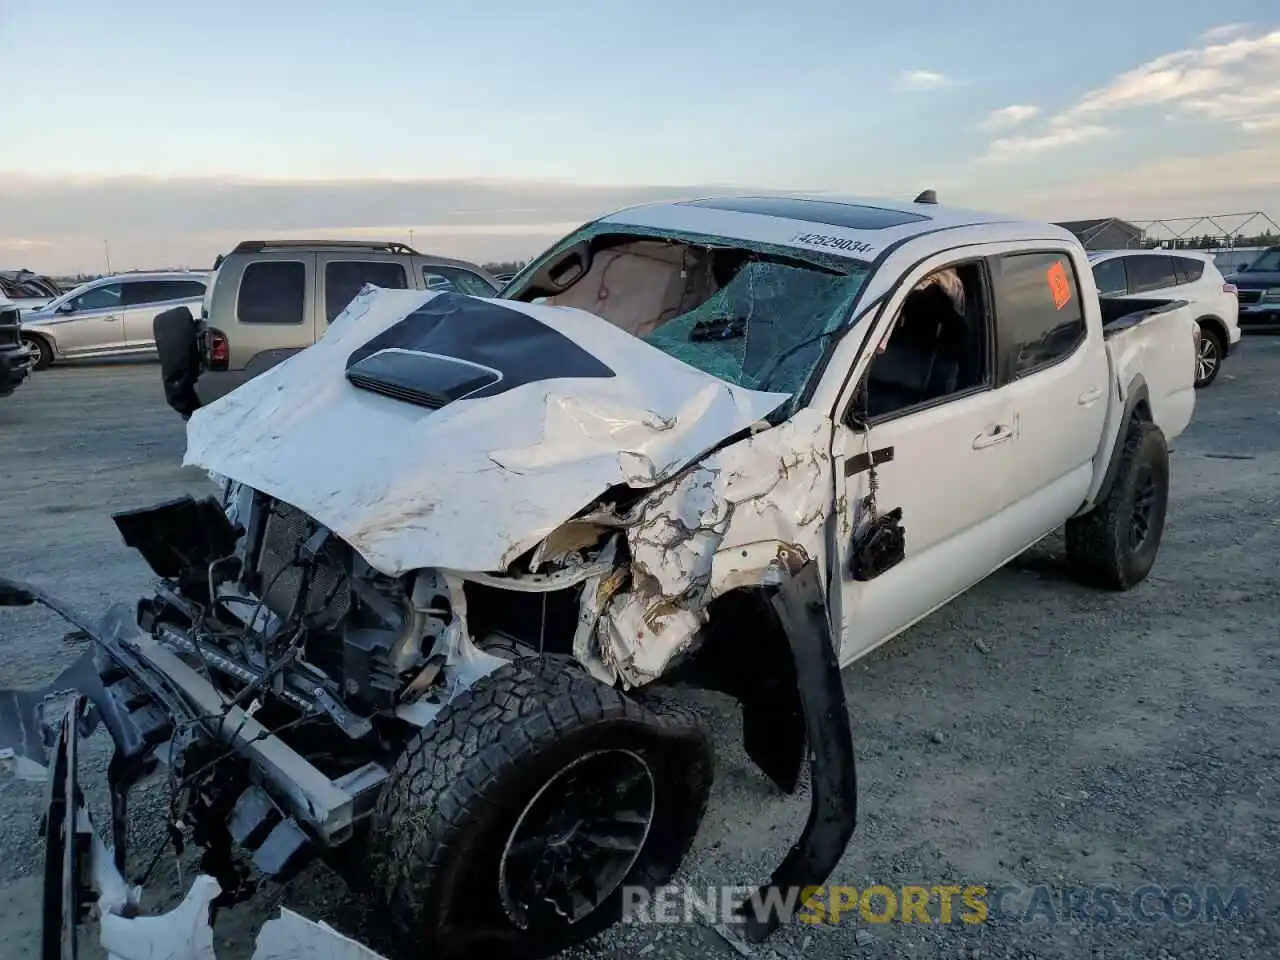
[1089,250,1240,387]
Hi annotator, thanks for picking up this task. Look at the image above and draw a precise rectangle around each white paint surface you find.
[184,288,789,576]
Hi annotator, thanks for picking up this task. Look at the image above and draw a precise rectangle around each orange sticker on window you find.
[1046,261,1072,310]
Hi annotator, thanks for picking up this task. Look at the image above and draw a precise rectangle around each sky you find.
[2,0,1279,274]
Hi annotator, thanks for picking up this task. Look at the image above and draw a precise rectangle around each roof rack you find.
[229,239,421,256]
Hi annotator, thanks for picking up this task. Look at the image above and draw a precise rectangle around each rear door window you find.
[1125,255,1179,293]
[123,279,207,307]
[1091,257,1128,297]
[238,261,307,325]
[325,261,408,322]
[993,251,1088,380]
[422,266,499,297]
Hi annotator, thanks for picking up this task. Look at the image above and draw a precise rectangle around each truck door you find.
[989,249,1108,537]
[832,254,1025,666]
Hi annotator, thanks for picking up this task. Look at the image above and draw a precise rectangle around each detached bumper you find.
[31,696,387,960]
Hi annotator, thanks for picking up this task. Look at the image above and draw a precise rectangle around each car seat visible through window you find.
[865,283,965,416]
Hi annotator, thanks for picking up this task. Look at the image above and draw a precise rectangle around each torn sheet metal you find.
[598,409,835,685]
[184,287,789,577]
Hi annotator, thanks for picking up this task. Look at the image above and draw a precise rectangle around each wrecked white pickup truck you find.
[1,194,1198,959]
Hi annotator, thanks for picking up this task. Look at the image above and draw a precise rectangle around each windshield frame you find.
[504,223,872,417]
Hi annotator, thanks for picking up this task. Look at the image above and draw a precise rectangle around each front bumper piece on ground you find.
[35,695,386,960]
[0,577,389,960]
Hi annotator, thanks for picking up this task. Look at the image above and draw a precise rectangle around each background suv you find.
[19,271,208,370]
[1227,246,1280,331]
[1089,250,1240,387]
[187,240,499,400]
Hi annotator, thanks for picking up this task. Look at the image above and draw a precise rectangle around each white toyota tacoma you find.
[1,194,1197,960]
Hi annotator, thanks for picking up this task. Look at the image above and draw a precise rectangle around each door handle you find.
[973,424,1014,449]
[102,315,120,322]
[1078,386,1103,405]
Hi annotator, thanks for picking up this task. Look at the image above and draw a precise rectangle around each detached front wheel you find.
[1066,418,1170,590]
[371,658,713,960]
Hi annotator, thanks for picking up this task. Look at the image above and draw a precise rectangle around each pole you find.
[409,229,415,249]
[103,240,112,274]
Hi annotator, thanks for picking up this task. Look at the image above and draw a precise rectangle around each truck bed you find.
[1101,296,1197,445]
[1099,296,1189,335]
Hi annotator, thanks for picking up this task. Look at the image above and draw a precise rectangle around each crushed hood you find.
[184,288,790,576]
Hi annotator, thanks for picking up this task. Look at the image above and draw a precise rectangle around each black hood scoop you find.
[344,292,615,410]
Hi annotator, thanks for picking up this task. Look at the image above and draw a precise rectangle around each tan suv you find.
[167,240,500,405]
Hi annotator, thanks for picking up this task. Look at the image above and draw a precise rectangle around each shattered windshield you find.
[507,226,869,412]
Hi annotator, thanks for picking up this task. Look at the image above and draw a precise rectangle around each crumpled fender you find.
[585,408,835,688]
[731,555,858,942]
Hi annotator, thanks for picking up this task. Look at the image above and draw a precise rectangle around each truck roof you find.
[599,194,1074,262]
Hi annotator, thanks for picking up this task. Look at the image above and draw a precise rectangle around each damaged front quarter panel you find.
[587,407,836,687]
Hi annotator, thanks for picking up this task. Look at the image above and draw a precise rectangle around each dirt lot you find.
[1,344,1278,960]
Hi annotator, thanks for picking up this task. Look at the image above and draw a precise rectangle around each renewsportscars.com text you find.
[622,883,1254,926]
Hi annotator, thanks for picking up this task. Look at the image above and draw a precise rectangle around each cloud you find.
[1059,27,1280,128]
[983,142,1280,220]
[978,26,1280,164]
[978,105,1041,130]
[1201,23,1250,42]
[897,70,951,91]
[979,124,1110,164]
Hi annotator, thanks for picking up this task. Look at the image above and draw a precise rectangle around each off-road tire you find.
[1194,322,1224,388]
[21,333,53,371]
[370,657,714,960]
[1065,419,1169,590]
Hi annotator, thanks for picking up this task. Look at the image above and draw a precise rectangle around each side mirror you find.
[56,301,75,314]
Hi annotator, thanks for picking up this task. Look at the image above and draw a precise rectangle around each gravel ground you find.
[1,342,1278,960]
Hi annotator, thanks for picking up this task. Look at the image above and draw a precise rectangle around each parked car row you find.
[12,237,1278,402]
[16,244,501,376]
